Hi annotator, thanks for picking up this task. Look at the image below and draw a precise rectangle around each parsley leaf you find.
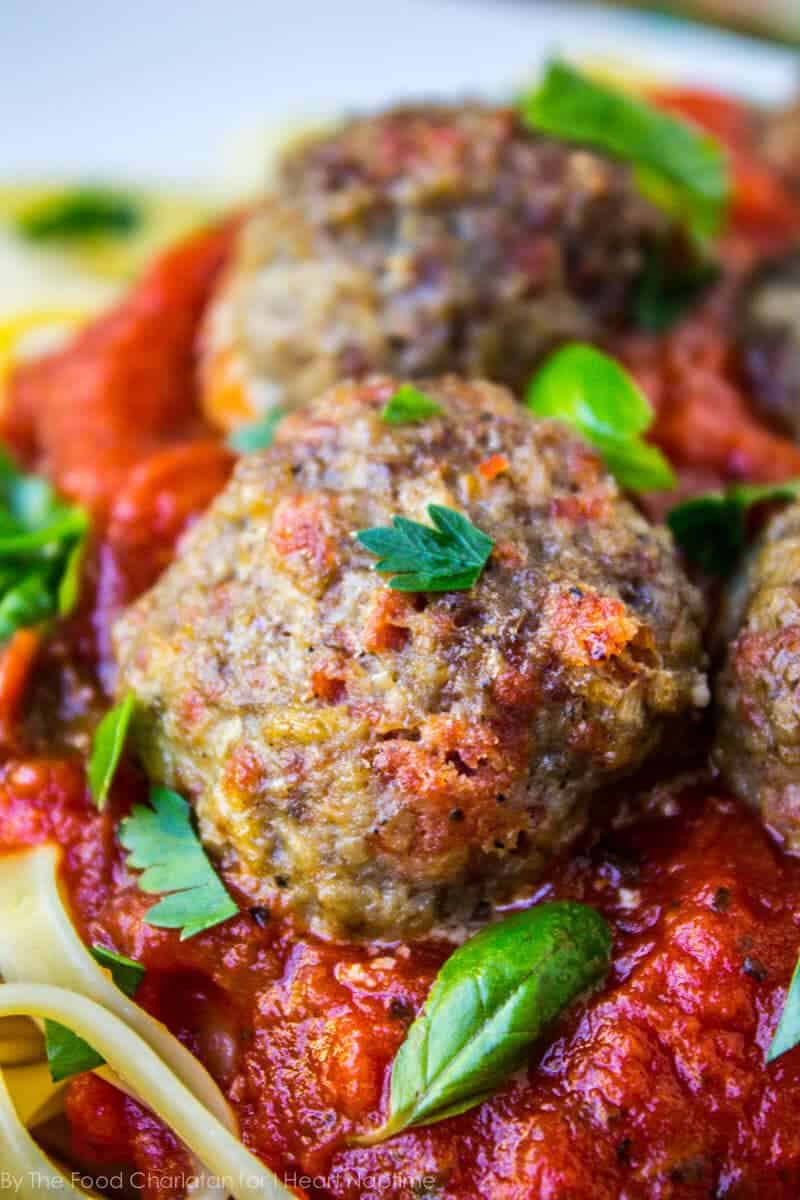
[382,385,442,425]
[227,406,286,453]
[352,902,611,1145]
[768,953,800,1064]
[45,944,145,1083]
[519,61,729,239]
[667,481,800,576]
[357,504,494,592]
[526,343,675,492]
[16,187,142,242]
[0,448,88,640]
[88,693,136,810]
[119,787,239,940]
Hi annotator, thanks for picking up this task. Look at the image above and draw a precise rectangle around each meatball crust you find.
[737,250,800,440]
[201,104,682,428]
[715,500,800,850]
[114,376,708,939]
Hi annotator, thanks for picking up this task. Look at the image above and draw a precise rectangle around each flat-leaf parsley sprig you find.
[0,447,89,641]
[120,786,238,940]
[357,504,494,592]
[381,384,442,425]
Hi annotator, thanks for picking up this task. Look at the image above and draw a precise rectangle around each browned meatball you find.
[114,376,708,940]
[715,501,800,851]
[201,104,686,429]
[737,250,800,440]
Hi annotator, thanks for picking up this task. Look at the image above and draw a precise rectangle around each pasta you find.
[0,845,293,1200]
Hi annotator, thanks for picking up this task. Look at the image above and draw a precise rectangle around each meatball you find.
[715,500,800,851]
[201,105,687,429]
[738,250,800,439]
[114,376,708,940]
[762,98,800,194]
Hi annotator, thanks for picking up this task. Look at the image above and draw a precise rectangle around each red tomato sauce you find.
[4,93,800,1200]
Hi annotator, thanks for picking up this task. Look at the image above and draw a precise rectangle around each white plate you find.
[2,0,798,187]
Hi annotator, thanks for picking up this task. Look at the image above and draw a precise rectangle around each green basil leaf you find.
[227,406,286,453]
[592,433,676,493]
[768,953,800,1064]
[382,384,442,425]
[526,343,675,492]
[58,535,87,617]
[88,693,137,810]
[519,61,729,239]
[16,187,142,242]
[90,943,145,998]
[357,504,494,592]
[0,572,55,641]
[45,945,145,1082]
[0,508,87,556]
[353,901,611,1145]
[45,1019,104,1083]
[667,480,800,576]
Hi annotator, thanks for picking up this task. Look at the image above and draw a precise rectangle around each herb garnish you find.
[16,187,142,242]
[119,786,239,940]
[357,504,494,592]
[526,343,675,492]
[0,448,88,641]
[352,902,611,1145]
[634,253,720,334]
[382,384,442,425]
[520,61,729,239]
[45,945,145,1083]
[227,406,286,453]
[88,693,136,810]
[667,481,800,576]
[768,954,800,1064]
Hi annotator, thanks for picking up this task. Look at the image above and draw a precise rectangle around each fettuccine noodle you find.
[0,846,294,1200]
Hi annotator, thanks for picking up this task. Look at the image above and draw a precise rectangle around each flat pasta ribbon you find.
[0,845,294,1200]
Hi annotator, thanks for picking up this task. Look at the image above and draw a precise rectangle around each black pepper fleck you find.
[249,905,271,927]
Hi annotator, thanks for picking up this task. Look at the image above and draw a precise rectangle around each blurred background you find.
[0,0,797,323]
[601,1,800,43]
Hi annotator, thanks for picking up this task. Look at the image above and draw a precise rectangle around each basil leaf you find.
[228,406,286,453]
[667,480,800,576]
[0,572,55,642]
[16,187,142,242]
[357,504,494,592]
[353,901,611,1145]
[382,385,442,425]
[45,1019,104,1083]
[90,943,145,998]
[88,693,136,810]
[58,535,87,617]
[526,343,675,492]
[45,945,145,1082]
[520,62,729,239]
[768,953,800,1064]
